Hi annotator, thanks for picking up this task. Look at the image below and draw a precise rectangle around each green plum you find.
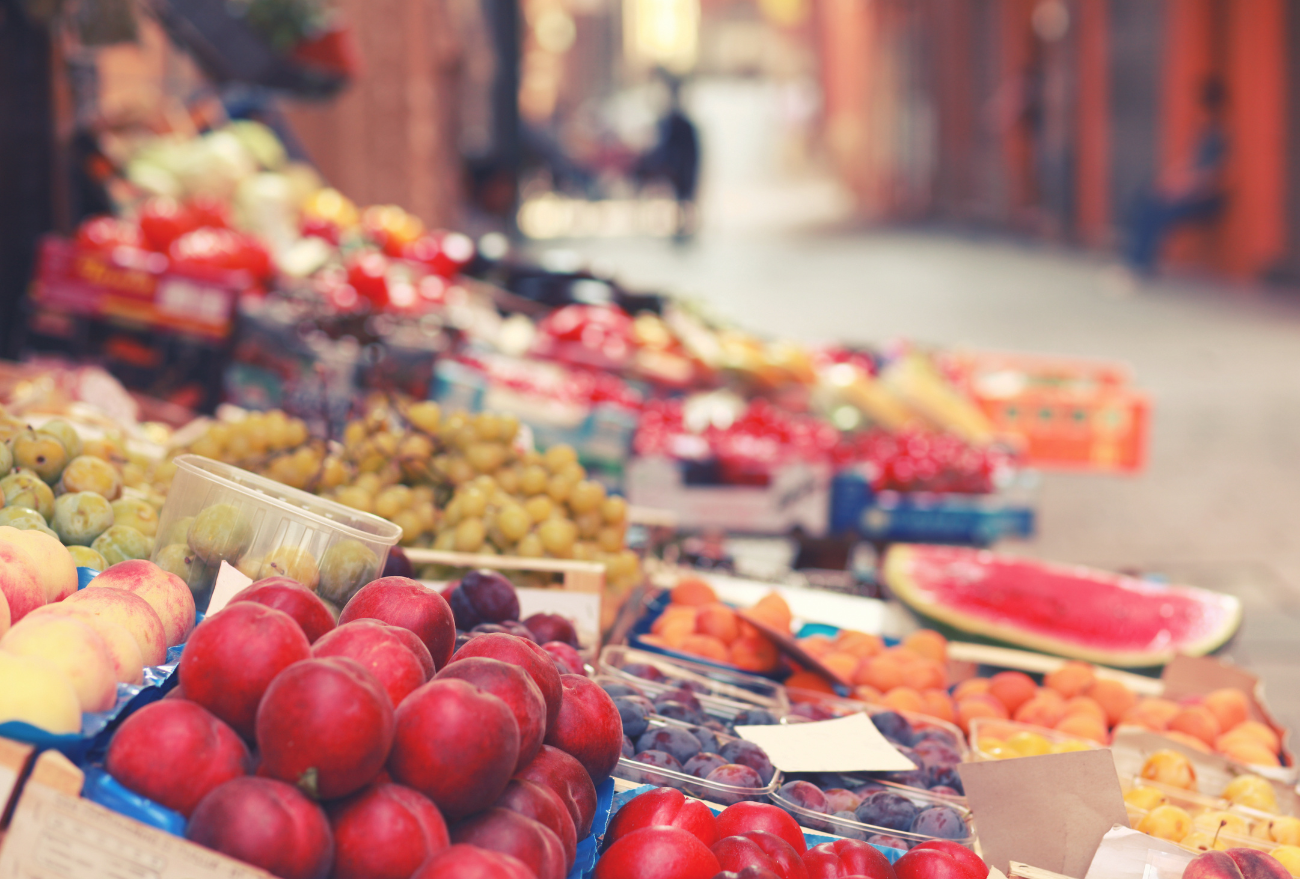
[317,539,379,604]
[0,441,11,477]
[10,429,70,484]
[51,491,115,545]
[0,507,47,530]
[39,419,82,460]
[110,497,159,538]
[67,545,108,571]
[154,543,199,581]
[187,503,253,565]
[92,524,152,565]
[0,470,55,519]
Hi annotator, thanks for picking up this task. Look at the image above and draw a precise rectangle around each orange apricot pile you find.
[1121,685,1283,767]
[638,577,785,673]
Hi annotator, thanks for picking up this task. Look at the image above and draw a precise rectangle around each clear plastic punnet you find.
[152,455,402,609]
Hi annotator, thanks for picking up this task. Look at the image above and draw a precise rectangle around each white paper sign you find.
[204,561,253,616]
[734,713,916,773]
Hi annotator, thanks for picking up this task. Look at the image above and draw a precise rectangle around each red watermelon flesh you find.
[884,544,1242,667]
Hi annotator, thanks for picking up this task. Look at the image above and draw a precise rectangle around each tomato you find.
[139,197,199,252]
[346,251,390,306]
[186,195,231,229]
[75,216,143,252]
[301,215,341,245]
[169,228,242,272]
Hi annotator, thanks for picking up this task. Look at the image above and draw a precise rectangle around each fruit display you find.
[175,399,643,599]
[95,569,619,879]
[883,544,1243,667]
[1181,846,1295,877]
[636,577,791,674]
[593,786,990,878]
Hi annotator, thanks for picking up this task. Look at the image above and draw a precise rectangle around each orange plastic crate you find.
[946,351,1150,473]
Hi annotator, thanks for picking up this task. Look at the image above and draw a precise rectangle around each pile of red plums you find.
[593,787,990,879]
[104,569,620,879]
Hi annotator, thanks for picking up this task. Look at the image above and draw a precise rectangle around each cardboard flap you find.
[958,750,1129,878]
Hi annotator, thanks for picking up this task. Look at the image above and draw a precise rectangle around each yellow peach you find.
[0,537,45,623]
[27,604,144,685]
[1124,786,1168,811]
[1270,846,1300,877]
[1140,749,1197,790]
[0,615,116,712]
[88,559,196,647]
[61,587,167,666]
[1006,731,1053,757]
[0,652,81,733]
[1223,775,1278,813]
[0,526,77,602]
[1137,805,1192,842]
[1192,810,1250,838]
[1203,688,1251,732]
[1270,818,1300,846]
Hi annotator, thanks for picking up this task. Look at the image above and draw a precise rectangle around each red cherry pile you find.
[455,354,644,411]
[593,787,989,879]
[534,305,638,371]
[830,429,1018,494]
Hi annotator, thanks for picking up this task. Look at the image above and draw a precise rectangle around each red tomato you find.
[139,197,199,252]
[169,228,242,272]
[301,215,341,245]
[186,195,231,229]
[346,251,390,306]
[75,216,143,251]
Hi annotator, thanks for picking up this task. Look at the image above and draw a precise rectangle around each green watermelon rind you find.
[883,544,1243,668]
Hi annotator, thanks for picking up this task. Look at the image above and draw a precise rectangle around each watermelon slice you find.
[883,544,1242,668]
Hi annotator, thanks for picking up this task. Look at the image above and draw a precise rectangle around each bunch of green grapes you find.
[0,406,162,569]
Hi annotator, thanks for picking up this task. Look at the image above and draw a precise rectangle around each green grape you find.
[459,487,487,519]
[575,510,603,540]
[446,456,474,485]
[442,497,463,528]
[495,466,521,495]
[415,501,437,531]
[374,485,413,520]
[407,400,441,433]
[111,497,159,538]
[472,412,502,441]
[39,419,82,459]
[154,543,198,580]
[498,503,531,542]
[334,486,374,513]
[598,524,626,553]
[318,539,379,604]
[524,495,553,524]
[568,479,606,514]
[60,455,123,499]
[187,503,254,564]
[497,414,520,444]
[0,439,11,475]
[433,530,456,552]
[353,473,383,495]
[543,444,578,473]
[454,518,486,552]
[557,461,586,484]
[319,456,351,489]
[0,507,50,531]
[573,541,598,561]
[10,429,70,484]
[92,525,152,565]
[516,532,544,558]
[520,465,548,496]
[1,470,55,519]
[546,474,573,503]
[466,442,507,473]
[602,496,628,525]
[260,545,321,590]
[392,510,423,545]
[67,545,108,571]
[52,491,114,545]
[538,518,577,557]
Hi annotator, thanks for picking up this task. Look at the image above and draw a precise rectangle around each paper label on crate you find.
[959,750,1129,878]
[205,561,254,616]
[733,713,917,773]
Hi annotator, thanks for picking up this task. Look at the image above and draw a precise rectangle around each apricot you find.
[955,694,1009,733]
[1014,695,1067,729]
[1055,713,1108,744]
[952,678,991,700]
[1136,804,1192,842]
[670,578,716,607]
[1044,661,1096,699]
[1123,786,1167,811]
[1168,705,1221,747]
[1122,698,1181,731]
[1219,738,1281,768]
[902,629,947,663]
[658,615,696,649]
[921,689,957,724]
[799,634,835,658]
[749,593,792,634]
[988,671,1037,715]
[857,654,904,692]
[678,634,729,663]
[785,671,835,695]
[900,658,947,691]
[729,636,778,673]
[1272,845,1300,878]
[1006,730,1053,757]
[820,651,861,683]
[652,605,698,634]
[1063,696,1107,725]
[1222,775,1278,812]
[695,604,740,644]
[1203,688,1251,732]
[1086,678,1137,727]
[881,686,926,714]
[835,630,884,659]
[1221,720,1281,753]
[1162,731,1213,754]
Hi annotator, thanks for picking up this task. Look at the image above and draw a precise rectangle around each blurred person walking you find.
[636,72,700,242]
[1126,79,1229,273]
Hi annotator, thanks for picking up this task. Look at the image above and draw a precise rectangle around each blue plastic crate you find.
[829,470,1036,547]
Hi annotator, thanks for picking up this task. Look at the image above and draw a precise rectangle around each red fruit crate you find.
[944,350,1150,474]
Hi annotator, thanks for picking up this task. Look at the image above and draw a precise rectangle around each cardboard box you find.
[404,548,608,646]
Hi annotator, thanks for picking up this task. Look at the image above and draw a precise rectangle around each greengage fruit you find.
[52,491,114,546]
[110,497,158,538]
[318,540,379,604]
[187,503,253,565]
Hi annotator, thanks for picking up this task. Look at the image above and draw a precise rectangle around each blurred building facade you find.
[814,0,1294,280]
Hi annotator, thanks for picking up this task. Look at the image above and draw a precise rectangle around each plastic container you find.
[615,716,782,806]
[598,645,790,718]
[770,781,977,850]
[153,455,402,609]
[969,718,1103,760]
[786,692,970,758]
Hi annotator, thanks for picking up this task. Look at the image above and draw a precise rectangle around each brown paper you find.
[0,783,273,878]
[958,750,1130,878]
